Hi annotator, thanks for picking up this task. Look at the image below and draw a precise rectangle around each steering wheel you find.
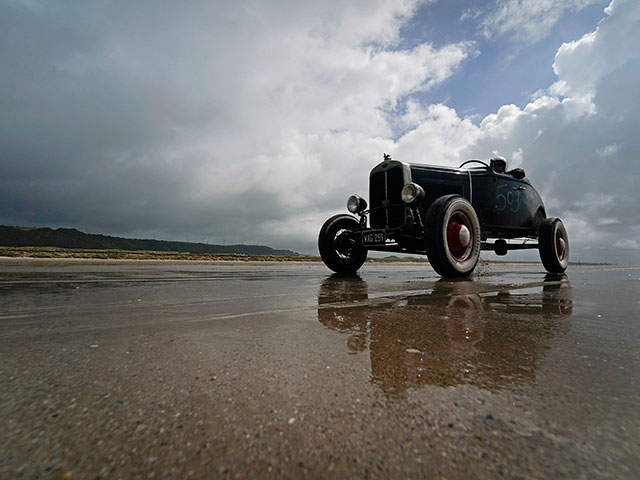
[459,159,489,168]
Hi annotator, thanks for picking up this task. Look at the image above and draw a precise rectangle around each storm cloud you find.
[1,0,639,263]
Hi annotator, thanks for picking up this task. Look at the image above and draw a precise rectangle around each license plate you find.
[362,230,386,246]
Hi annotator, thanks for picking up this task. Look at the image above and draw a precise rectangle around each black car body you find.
[318,155,569,277]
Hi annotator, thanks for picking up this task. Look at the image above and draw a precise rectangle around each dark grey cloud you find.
[1,0,472,252]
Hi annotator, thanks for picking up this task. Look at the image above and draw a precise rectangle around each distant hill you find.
[0,226,300,257]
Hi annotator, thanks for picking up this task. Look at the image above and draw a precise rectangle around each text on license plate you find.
[362,231,386,245]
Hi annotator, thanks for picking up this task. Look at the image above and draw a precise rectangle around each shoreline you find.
[0,255,554,267]
[0,256,324,266]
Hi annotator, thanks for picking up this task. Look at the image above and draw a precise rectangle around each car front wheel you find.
[425,195,481,278]
[538,217,569,273]
[318,214,368,275]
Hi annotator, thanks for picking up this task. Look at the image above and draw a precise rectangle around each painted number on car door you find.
[496,183,521,213]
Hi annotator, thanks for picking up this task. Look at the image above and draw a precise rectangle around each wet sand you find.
[1,260,639,478]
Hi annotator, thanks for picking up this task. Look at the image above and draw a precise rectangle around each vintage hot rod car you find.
[318,154,569,277]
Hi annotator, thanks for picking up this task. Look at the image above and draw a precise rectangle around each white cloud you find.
[459,8,482,23]
[596,144,620,158]
[597,218,619,226]
[613,239,639,250]
[510,147,524,167]
[481,0,604,44]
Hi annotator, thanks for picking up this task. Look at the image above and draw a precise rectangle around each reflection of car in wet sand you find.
[319,155,569,277]
[318,275,572,395]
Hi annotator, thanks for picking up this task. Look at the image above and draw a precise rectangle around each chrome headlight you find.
[401,183,425,204]
[347,194,367,214]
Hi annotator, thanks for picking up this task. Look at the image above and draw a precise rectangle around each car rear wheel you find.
[318,215,367,275]
[425,195,481,278]
[538,217,569,273]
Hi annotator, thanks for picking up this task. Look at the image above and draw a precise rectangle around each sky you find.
[1,0,639,264]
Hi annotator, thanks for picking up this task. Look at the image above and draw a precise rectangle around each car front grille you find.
[369,166,405,229]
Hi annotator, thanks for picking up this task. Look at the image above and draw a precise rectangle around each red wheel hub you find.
[446,212,473,261]
[556,232,566,260]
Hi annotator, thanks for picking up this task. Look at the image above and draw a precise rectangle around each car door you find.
[493,173,532,229]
